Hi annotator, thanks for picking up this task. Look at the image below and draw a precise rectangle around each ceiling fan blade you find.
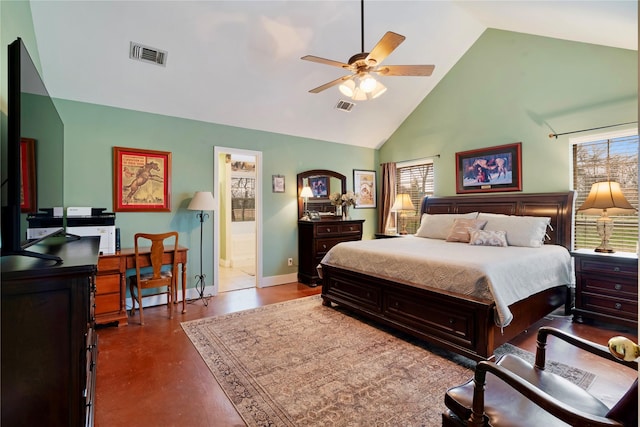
[365,31,406,65]
[308,75,353,94]
[375,65,435,76]
[301,55,350,69]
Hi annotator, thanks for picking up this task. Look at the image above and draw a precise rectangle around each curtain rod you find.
[548,121,638,139]
[379,154,440,166]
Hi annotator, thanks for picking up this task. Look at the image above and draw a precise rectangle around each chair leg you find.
[168,283,173,319]
[137,283,144,325]
[129,281,136,316]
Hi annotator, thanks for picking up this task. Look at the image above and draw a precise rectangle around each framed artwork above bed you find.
[455,142,522,194]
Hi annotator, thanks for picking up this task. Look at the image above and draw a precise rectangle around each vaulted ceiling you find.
[28,1,637,149]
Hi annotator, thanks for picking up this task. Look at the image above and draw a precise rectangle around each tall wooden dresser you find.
[298,219,364,286]
[1,236,100,426]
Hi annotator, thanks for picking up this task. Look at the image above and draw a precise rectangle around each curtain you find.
[378,162,397,233]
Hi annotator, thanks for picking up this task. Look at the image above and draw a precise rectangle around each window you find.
[572,131,638,252]
[231,177,255,222]
[395,160,434,234]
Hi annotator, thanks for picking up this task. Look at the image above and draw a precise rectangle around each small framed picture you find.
[455,142,522,194]
[353,169,376,208]
[272,175,285,193]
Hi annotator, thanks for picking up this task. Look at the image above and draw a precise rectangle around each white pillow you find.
[477,213,551,248]
[415,212,478,239]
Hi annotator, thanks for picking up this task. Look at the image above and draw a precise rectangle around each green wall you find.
[56,99,377,286]
[380,29,638,195]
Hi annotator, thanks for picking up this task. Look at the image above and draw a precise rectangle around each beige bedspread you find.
[319,236,573,327]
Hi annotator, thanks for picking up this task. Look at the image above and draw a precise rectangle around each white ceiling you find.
[28,1,637,149]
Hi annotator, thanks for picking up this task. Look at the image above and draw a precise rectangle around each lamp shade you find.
[391,194,415,211]
[187,191,216,211]
[577,182,636,216]
[300,186,314,198]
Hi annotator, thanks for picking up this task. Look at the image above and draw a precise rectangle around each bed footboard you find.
[321,263,568,361]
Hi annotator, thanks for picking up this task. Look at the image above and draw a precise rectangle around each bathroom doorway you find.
[213,147,262,293]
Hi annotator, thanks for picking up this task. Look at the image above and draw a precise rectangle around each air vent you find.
[335,100,355,112]
[129,42,167,66]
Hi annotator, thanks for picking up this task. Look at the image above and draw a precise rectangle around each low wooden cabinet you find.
[1,236,100,426]
[96,253,128,326]
[298,219,364,286]
[572,249,638,329]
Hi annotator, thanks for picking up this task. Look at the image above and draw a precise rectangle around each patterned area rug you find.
[182,295,595,427]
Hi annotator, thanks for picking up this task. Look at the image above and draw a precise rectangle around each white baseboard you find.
[128,273,302,308]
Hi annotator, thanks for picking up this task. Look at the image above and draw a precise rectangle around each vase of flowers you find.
[329,192,343,217]
[341,191,358,220]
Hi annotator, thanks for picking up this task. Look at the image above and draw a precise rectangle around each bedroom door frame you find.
[213,146,263,293]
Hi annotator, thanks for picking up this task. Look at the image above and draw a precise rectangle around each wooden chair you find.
[129,232,179,325]
[443,326,638,427]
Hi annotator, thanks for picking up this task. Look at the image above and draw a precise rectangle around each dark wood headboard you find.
[420,192,575,249]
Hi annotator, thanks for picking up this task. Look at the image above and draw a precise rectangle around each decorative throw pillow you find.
[469,229,508,247]
[477,213,551,248]
[446,218,488,243]
[415,212,478,239]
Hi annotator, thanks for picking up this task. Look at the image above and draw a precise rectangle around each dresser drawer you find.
[315,238,344,256]
[579,292,638,319]
[98,256,122,273]
[340,223,362,234]
[578,258,637,277]
[581,276,637,299]
[95,274,121,295]
[315,224,341,236]
[96,293,121,314]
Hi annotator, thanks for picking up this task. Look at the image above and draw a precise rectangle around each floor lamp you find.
[187,191,216,305]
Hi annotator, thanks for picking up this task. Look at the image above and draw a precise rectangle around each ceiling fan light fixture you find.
[369,81,387,99]
[339,80,356,97]
[359,73,377,93]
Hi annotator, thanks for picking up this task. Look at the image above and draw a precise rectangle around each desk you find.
[96,245,188,326]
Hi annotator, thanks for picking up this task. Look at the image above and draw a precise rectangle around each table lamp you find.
[300,186,314,220]
[577,181,635,253]
[392,194,415,235]
[187,191,216,304]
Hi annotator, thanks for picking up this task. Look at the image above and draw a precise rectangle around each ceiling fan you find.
[301,0,435,101]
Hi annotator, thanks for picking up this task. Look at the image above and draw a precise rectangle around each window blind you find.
[573,134,638,252]
[395,162,434,234]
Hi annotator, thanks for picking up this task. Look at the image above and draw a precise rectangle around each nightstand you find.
[572,249,638,329]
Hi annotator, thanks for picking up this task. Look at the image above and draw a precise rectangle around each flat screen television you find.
[1,38,65,261]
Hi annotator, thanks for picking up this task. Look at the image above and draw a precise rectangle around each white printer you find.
[66,208,117,254]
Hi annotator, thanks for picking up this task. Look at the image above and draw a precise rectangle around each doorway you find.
[213,147,262,293]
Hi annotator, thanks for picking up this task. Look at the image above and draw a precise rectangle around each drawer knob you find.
[615,303,622,310]
[322,244,327,249]
[349,226,353,231]
[449,318,455,324]
[613,266,621,272]
[326,228,331,232]
[394,301,399,307]
[615,284,623,291]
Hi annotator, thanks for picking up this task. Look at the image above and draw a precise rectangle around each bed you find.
[319,192,575,361]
